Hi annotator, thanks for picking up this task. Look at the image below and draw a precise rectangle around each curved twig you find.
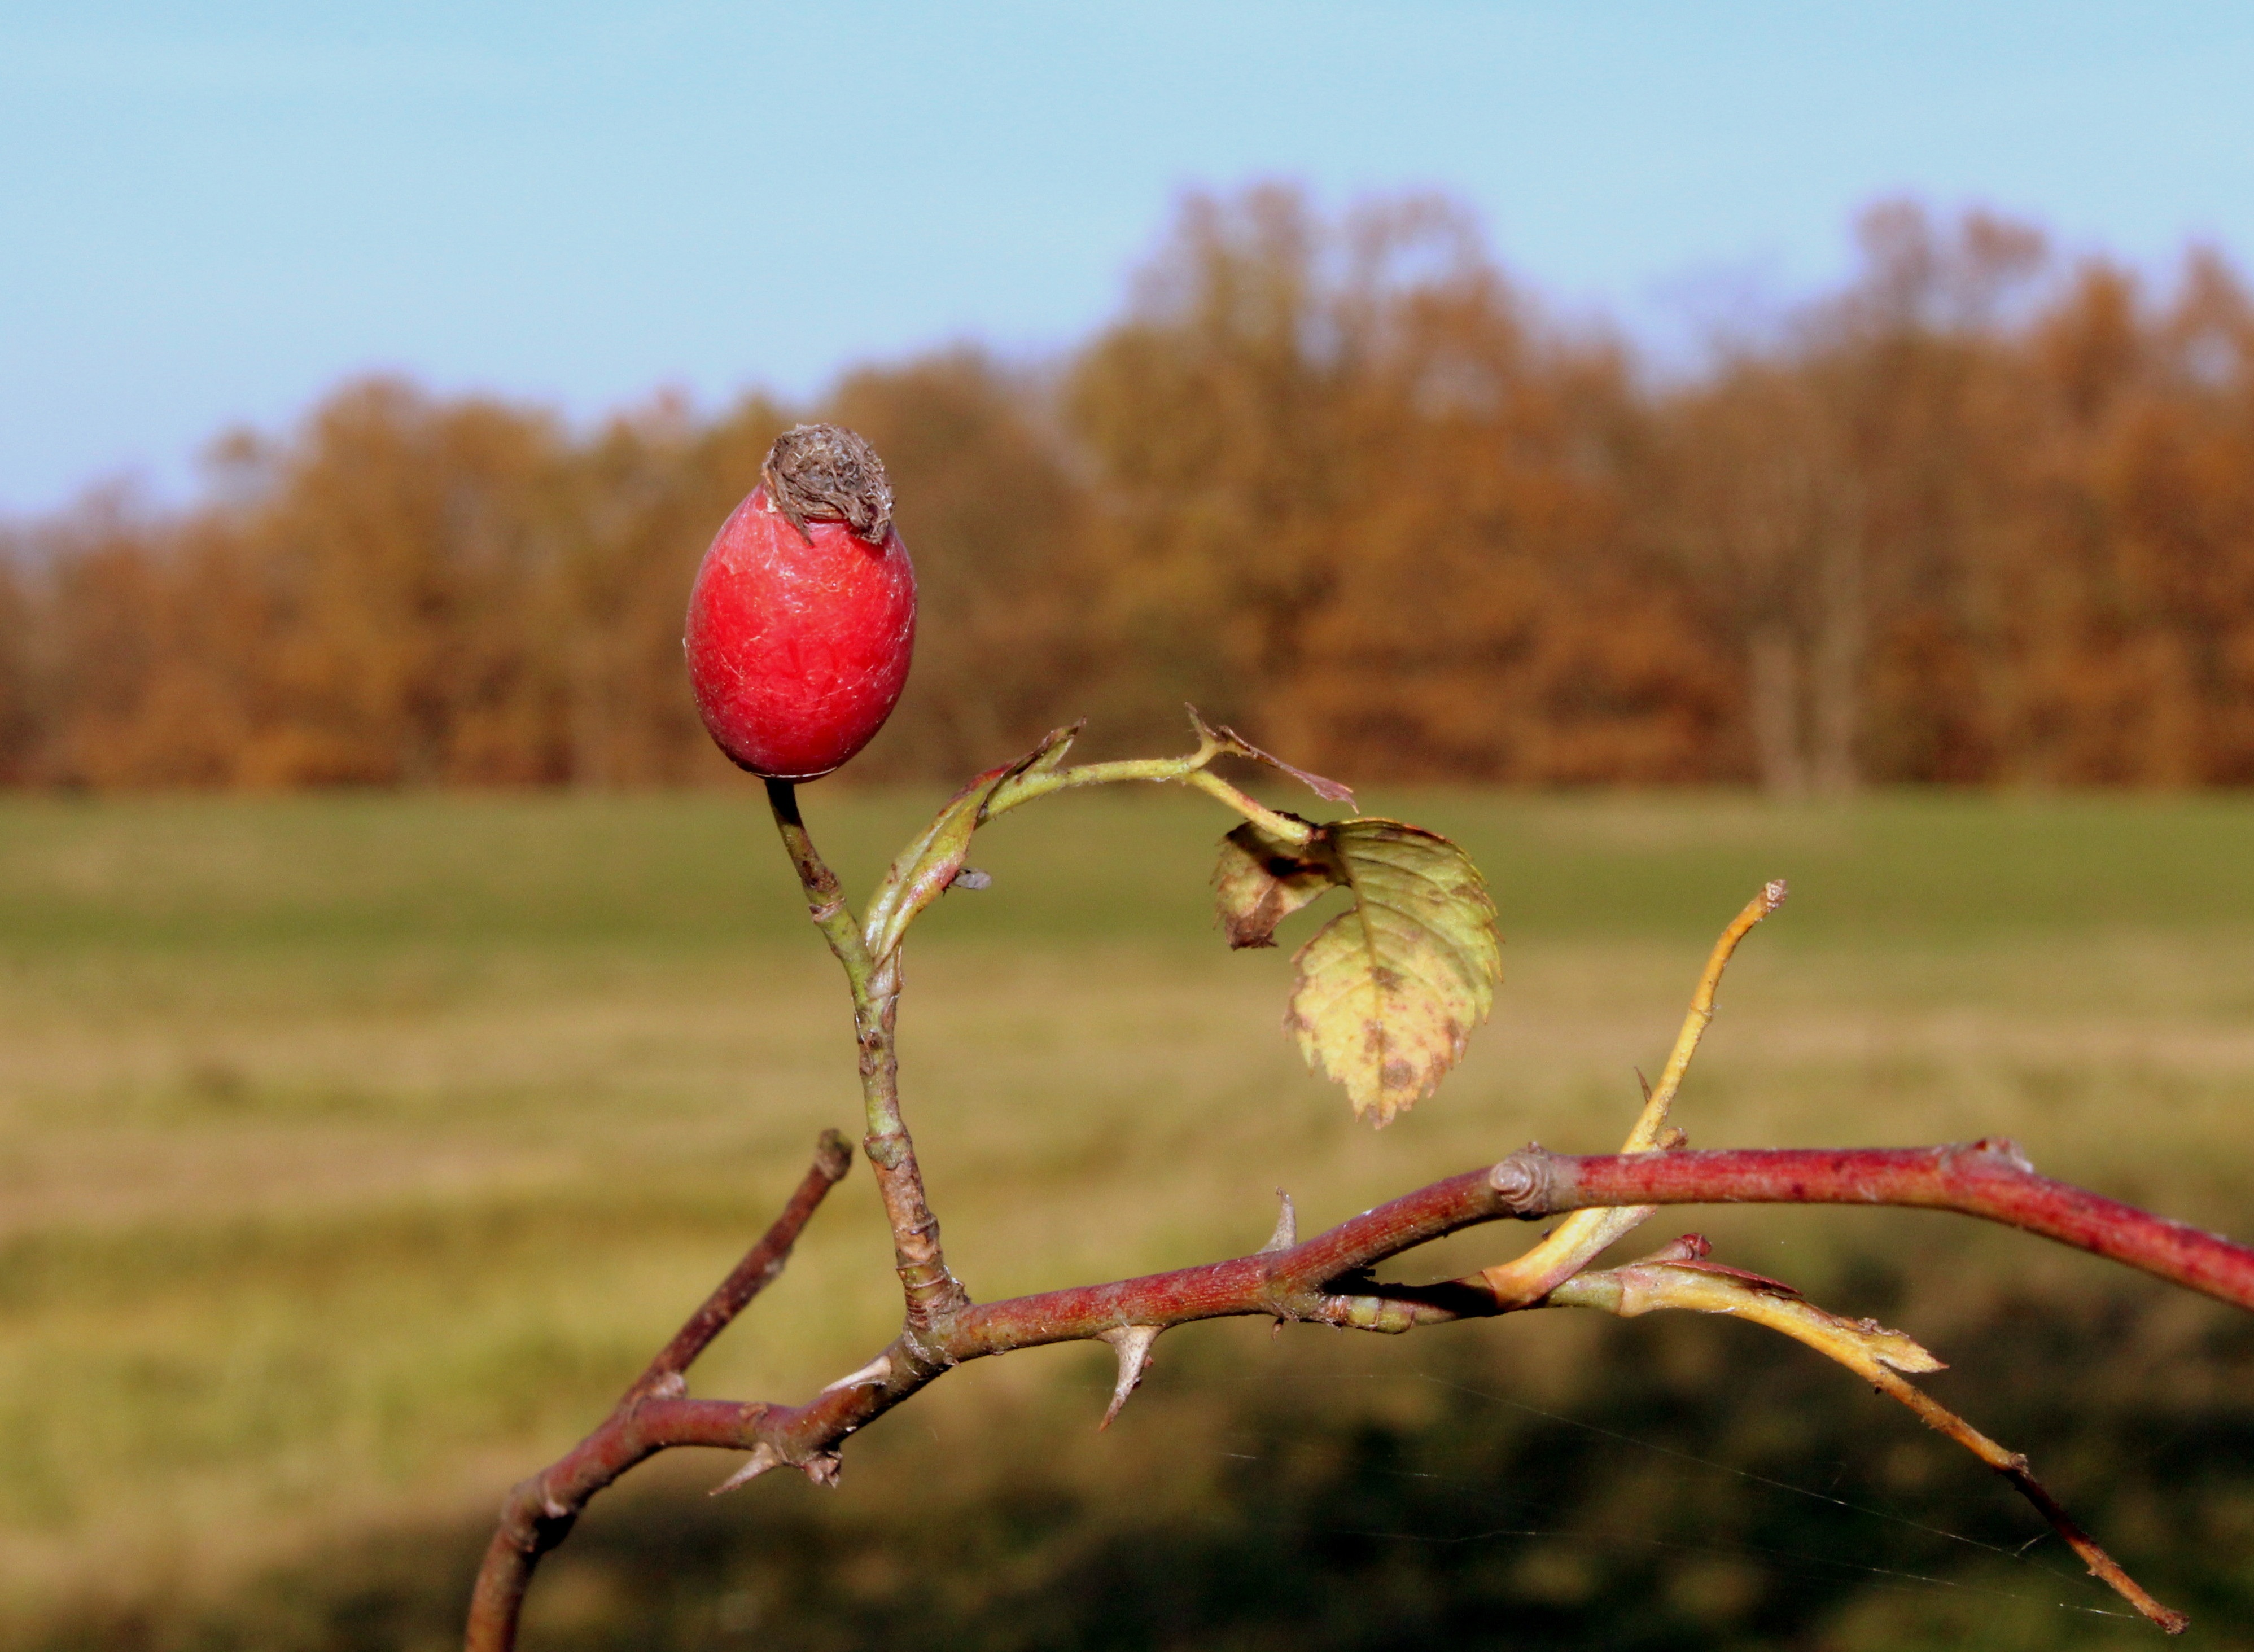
[464,1134,852,1652]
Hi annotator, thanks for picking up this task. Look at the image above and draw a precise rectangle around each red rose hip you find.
[684,424,917,779]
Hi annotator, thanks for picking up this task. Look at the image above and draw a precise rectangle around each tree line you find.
[7,185,2253,791]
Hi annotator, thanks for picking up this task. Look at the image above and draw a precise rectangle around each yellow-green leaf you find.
[1281,820,1500,1125]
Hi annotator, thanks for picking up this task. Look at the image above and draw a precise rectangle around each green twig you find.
[764,781,967,1333]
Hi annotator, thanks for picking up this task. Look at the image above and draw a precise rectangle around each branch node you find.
[1097,1324,1162,1430]
[895,1324,949,1371]
[1488,1145,1555,1217]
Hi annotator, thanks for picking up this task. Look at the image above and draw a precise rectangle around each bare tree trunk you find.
[1811,523,1865,795]
[1748,625,1809,797]
[564,617,608,790]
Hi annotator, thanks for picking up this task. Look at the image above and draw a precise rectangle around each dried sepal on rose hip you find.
[684,424,917,780]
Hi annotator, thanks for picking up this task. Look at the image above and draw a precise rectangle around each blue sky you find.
[5,1,2252,514]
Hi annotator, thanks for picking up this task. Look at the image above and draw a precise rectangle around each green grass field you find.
[3,787,2253,1647]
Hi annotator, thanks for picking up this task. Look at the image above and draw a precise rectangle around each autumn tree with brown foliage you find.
[1066,185,1727,782]
[7,185,2254,791]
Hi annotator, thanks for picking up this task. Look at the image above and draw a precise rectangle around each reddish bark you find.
[466,1134,2254,1647]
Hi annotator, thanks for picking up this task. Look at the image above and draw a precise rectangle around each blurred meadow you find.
[4,785,2252,1648]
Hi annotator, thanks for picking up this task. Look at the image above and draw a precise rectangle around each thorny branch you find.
[465,1133,853,1651]
[469,751,2253,1647]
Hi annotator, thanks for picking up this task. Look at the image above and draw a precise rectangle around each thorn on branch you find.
[1970,1134,2035,1173]
[820,1353,892,1394]
[1630,1233,1713,1266]
[709,1441,844,1495]
[710,1443,782,1496]
[1097,1325,1162,1430]
[1258,1189,1298,1254]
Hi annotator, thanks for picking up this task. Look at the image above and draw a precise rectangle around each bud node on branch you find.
[1486,1145,1555,1215]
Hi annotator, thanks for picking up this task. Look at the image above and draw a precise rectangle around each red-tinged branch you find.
[467,1136,2254,1648]
[465,1136,852,1652]
[627,1130,854,1398]
[596,1139,2254,1471]
[1491,1140,2254,1314]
